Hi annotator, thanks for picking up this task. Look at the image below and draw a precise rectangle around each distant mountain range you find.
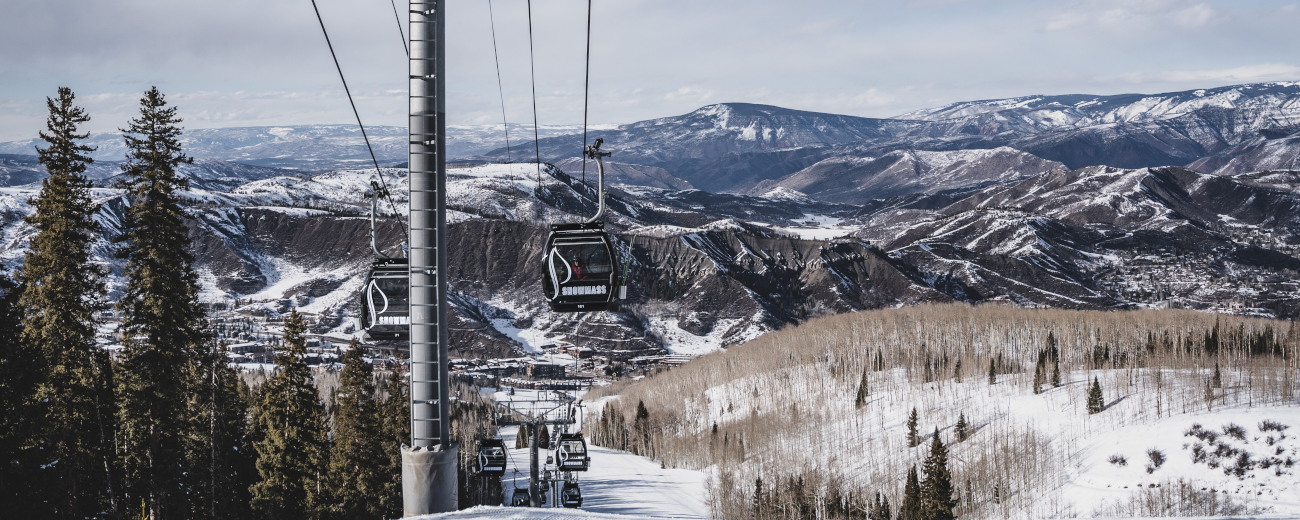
[0,82,1296,357]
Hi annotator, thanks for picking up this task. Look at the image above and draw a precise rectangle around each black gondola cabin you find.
[476,438,507,475]
[554,432,590,471]
[542,222,622,312]
[561,482,583,508]
[360,258,409,340]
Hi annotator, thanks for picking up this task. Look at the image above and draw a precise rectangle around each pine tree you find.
[869,491,892,520]
[250,311,327,520]
[987,358,996,385]
[955,412,969,442]
[1032,354,1045,394]
[376,367,409,518]
[907,407,920,447]
[1212,362,1223,388]
[752,476,765,520]
[952,358,962,383]
[855,367,869,408]
[1087,376,1105,414]
[919,428,956,520]
[323,342,386,520]
[0,270,36,518]
[900,465,921,520]
[516,423,530,449]
[18,86,118,519]
[183,343,253,520]
[115,86,208,520]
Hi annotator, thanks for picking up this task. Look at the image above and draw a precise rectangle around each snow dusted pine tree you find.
[1087,376,1105,414]
[919,428,956,520]
[18,86,118,519]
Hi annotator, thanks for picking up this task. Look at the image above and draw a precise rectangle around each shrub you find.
[1222,423,1247,441]
[1108,454,1128,466]
[1146,449,1166,474]
[1259,420,1289,432]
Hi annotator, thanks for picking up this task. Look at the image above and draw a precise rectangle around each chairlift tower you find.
[401,0,457,516]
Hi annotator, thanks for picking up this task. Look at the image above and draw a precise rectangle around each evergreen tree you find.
[0,270,36,518]
[250,311,327,520]
[18,86,118,519]
[538,424,551,449]
[516,423,530,449]
[900,465,921,520]
[752,476,764,520]
[183,343,253,520]
[855,367,869,408]
[987,358,996,385]
[955,412,969,442]
[1046,332,1062,387]
[919,428,956,520]
[869,491,892,520]
[376,367,409,518]
[1087,376,1105,414]
[952,358,962,383]
[1032,354,1044,394]
[907,407,920,447]
[1212,362,1223,388]
[323,342,386,520]
[114,86,207,520]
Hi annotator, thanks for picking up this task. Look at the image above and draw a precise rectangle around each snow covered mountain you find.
[1,82,1298,360]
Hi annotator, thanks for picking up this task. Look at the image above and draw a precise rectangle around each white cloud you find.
[1111,63,1300,85]
[1175,3,1217,28]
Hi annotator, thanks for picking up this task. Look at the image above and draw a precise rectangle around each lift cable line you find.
[527,0,543,190]
[389,0,409,57]
[309,0,409,247]
[487,0,514,164]
[581,0,592,185]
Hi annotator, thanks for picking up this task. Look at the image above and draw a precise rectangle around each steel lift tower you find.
[401,0,457,515]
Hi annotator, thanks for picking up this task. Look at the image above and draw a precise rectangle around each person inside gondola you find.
[571,258,585,279]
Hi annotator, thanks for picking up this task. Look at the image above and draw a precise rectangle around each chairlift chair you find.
[476,438,507,475]
[561,482,583,508]
[555,432,590,472]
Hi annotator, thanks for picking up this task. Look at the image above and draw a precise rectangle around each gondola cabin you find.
[476,438,507,475]
[360,258,409,340]
[554,432,590,471]
[510,488,530,507]
[542,222,623,312]
[560,482,583,508]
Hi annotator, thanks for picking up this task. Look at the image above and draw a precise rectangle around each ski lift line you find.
[580,0,592,186]
[389,0,409,57]
[309,0,410,246]
[487,0,514,165]
[526,0,543,193]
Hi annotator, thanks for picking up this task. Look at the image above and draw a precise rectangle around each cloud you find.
[1042,0,1221,32]
[1111,63,1300,85]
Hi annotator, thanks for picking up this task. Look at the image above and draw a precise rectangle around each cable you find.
[310,0,409,249]
[527,0,543,191]
[487,0,513,165]
[581,0,592,185]
[389,0,409,58]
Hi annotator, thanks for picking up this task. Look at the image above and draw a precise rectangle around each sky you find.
[2,0,1300,142]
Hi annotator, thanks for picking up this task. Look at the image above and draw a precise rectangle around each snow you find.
[416,390,710,520]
